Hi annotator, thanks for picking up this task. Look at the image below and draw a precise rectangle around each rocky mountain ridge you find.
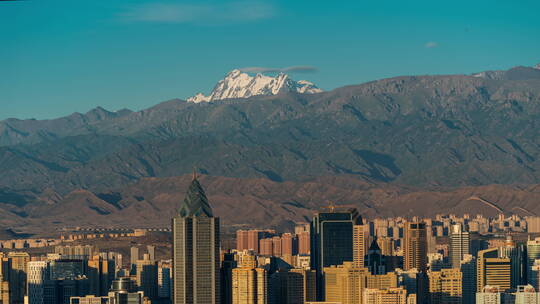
[1,64,540,233]
[187,69,322,102]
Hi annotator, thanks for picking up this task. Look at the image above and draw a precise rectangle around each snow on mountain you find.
[534,63,540,70]
[187,69,322,103]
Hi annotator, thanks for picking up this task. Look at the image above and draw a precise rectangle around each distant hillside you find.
[1,65,540,234]
[3,174,540,237]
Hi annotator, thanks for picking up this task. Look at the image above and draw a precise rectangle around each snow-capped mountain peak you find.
[187,70,322,103]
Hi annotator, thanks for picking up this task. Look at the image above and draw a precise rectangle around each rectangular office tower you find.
[450,224,470,268]
[403,222,428,272]
[172,174,220,304]
[310,208,362,300]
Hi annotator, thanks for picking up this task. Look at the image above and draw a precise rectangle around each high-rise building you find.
[146,245,155,261]
[172,174,220,304]
[461,254,476,304]
[269,270,304,304]
[499,238,524,288]
[428,268,463,304]
[237,230,249,251]
[527,217,540,233]
[365,239,386,275]
[130,247,139,274]
[281,233,295,256]
[290,268,317,303]
[353,225,367,269]
[28,261,49,304]
[311,209,362,300]
[323,261,368,304]
[376,237,394,256]
[221,252,237,304]
[527,238,540,286]
[87,255,114,297]
[477,248,511,292]
[259,238,274,256]
[298,231,311,255]
[8,251,30,304]
[363,287,408,304]
[529,259,540,291]
[450,224,470,268]
[232,266,267,304]
[403,222,428,272]
[158,266,171,299]
[272,236,283,256]
[136,254,158,300]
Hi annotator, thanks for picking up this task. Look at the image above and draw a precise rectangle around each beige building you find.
[428,268,463,304]
[363,287,409,304]
[477,248,511,292]
[232,267,267,304]
[324,262,369,304]
[353,225,368,268]
[366,272,398,290]
[376,237,394,256]
[403,222,427,272]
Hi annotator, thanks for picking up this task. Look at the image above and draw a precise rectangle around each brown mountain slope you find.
[3,175,539,237]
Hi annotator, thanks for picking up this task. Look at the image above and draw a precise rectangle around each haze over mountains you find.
[1,64,540,235]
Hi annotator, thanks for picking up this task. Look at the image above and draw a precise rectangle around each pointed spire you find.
[369,237,381,252]
[192,167,198,181]
[177,171,213,218]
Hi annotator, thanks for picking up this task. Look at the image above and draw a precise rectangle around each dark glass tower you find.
[310,208,362,300]
[172,174,220,304]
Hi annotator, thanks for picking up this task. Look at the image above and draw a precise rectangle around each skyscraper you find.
[460,254,476,304]
[130,247,139,274]
[310,208,362,299]
[28,261,49,304]
[136,254,158,300]
[477,248,511,292]
[172,174,220,304]
[527,238,540,285]
[403,222,428,272]
[353,224,367,269]
[450,224,470,268]
[8,251,30,304]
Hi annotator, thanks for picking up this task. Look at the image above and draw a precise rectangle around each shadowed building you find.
[403,222,427,272]
[311,208,362,300]
[172,174,220,304]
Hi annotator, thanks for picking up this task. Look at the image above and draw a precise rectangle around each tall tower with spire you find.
[172,174,220,304]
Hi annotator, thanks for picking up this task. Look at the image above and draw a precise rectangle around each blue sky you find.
[1,0,539,120]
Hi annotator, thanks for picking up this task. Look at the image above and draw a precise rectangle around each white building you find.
[27,261,49,304]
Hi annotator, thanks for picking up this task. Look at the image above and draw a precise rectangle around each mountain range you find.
[1,64,540,235]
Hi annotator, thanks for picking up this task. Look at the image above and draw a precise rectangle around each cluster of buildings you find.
[0,243,171,304]
[3,176,540,303]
